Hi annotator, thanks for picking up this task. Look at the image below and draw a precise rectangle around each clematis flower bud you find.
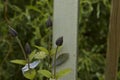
[9,27,18,37]
[56,36,63,46]
[25,42,31,54]
[46,17,52,28]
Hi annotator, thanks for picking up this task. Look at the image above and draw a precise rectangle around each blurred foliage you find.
[0,0,113,80]
[0,0,53,80]
[78,0,111,80]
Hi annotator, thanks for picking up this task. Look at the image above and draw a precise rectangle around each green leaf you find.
[38,69,52,78]
[27,5,41,13]
[29,50,36,61]
[34,51,47,59]
[36,1,42,5]
[55,53,69,66]
[56,68,72,79]
[9,5,22,12]
[49,78,55,80]
[10,60,27,65]
[23,69,36,79]
[34,46,49,54]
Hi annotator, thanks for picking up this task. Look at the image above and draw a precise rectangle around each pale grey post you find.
[53,0,79,80]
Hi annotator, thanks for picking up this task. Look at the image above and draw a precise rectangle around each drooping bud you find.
[56,36,63,46]
[9,27,18,37]
[25,42,31,54]
[46,17,52,28]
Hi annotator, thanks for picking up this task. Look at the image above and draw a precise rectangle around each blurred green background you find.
[0,0,114,80]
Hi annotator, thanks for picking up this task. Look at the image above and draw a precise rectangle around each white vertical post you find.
[53,0,79,80]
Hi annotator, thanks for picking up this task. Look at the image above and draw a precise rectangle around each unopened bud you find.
[56,36,63,46]
[9,27,18,37]
[46,17,52,28]
[25,43,31,54]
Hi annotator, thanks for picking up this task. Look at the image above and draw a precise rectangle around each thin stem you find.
[3,0,31,71]
[48,28,52,70]
[15,37,27,60]
[0,40,12,79]
[48,28,52,51]
[53,46,58,80]
[0,40,12,67]
[16,37,31,70]
[27,56,30,70]
[46,28,52,80]
[4,0,11,25]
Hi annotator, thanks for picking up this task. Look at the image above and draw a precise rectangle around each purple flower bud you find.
[56,36,63,46]
[46,17,52,28]
[9,27,18,37]
[25,43,31,54]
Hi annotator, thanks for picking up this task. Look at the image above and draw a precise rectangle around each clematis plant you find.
[10,18,71,80]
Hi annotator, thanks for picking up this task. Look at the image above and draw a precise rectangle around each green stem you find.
[0,40,12,67]
[48,28,52,51]
[27,56,30,70]
[16,37,31,70]
[48,28,52,70]
[53,46,58,80]
[16,37,27,60]
[46,28,52,80]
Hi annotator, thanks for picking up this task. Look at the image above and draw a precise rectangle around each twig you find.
[4,0,11,25]
[53,46,58,80]
[0,40,12,67]
[15,37,27,60]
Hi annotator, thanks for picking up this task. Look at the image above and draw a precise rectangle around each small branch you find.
[0,40,12,67]
[16,37,31,70]
[4,0,11,25]
[3,0,31,71]
[27,56,30,70]
[16,37,27,60]
[53,46,58,80]
[48,28,52,71]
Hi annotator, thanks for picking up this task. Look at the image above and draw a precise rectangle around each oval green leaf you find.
[56,68,72,79]
[10,59,27,65]
[54,53,69,66]
[23,69,36,79]
[38,69,52,78]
